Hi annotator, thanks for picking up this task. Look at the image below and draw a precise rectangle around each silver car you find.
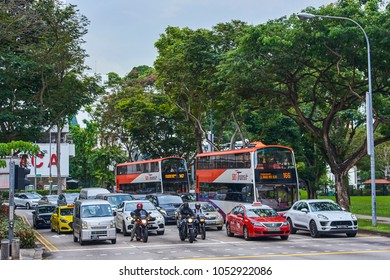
[115,200,165,236]
[14,193,41,209]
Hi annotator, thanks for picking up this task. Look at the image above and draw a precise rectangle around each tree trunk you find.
[56,125,63,195]
[333,172,350,211]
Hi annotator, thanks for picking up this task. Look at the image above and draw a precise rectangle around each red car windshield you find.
[246,208,278,218]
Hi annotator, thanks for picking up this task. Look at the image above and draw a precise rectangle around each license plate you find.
[92,235,99,240]
[267,227,280,231]
[207,221,216,224]
[336,225,348,228]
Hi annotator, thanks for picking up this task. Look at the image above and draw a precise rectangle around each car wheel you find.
[346,232,357,237]
[123,222,130,236]
[57,227,61,235]
[157,230,165,235]
[111,239,117,244]
[309,220,320,238]
[26,203,31,210]
[73,234,78,242]
[226,223,234,237]
[79,233,85,245]
[51,224,55,232]
[243,226,251,241]
[287,218,296,234]
[280,235,289,240]
[217,226,223,231]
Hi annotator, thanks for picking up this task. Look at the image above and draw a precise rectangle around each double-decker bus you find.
[115,157,190,198]
[195,142,299,216]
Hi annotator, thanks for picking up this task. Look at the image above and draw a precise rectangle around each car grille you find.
[263,222,283,228]
[206,216,216,220]
[91,226,107,229]
[166,211,176,217]
[91,231,107,235]
[330,221,352,226]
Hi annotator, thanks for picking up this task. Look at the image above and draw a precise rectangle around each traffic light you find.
[14,165,31,190]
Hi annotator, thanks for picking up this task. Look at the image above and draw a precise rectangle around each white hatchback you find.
[284,199,358,238]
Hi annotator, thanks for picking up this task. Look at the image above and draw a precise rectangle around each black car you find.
[32,204,56,229]
[145,194,183,224]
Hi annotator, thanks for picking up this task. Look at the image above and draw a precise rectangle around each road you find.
[17,209,390,260]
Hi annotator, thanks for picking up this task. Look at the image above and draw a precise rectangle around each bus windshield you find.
[256,148,294,170]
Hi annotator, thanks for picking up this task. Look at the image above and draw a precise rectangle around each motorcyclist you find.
[130,203,149,241]
[178,202,195,230]
[193,203,204,216]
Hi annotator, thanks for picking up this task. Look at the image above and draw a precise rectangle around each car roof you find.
[295,199,335,203]
[96,193,132,197]
[75,199,110,206]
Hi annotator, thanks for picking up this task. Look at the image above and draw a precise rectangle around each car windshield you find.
[107,195,133,207]
[60,208,74,216]
[47,195,59,202]
[309,201,343,212]
[25,193,41,199]
[81,205,112,218]
[246,208,278,217]
[124,201,155,212]
[37,206,56,214]
[65,193,79,201]
[158,195,182,204]
[190,203,215,212]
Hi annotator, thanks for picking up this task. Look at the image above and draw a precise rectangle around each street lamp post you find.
[297,12,376,226]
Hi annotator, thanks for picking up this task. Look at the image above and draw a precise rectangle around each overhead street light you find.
[297,12,377,226]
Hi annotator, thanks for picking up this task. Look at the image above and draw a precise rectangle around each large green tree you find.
[218,0,390,209]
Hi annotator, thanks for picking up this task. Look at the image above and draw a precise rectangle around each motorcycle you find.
[133,212,151,243]
[195,214,206,240]
[179,215,196,243]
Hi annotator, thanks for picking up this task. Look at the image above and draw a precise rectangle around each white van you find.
[72,199,116,245]
[79,188,110,200]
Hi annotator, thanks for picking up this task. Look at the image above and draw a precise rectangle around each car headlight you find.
[282,221,289,226]
[159,209,167,215]
[351,214,357,220]
[109,221,115,228]
[82,220,88,229]
[156,215,164,220]
[317,214,328,220]
[251,221,265,227]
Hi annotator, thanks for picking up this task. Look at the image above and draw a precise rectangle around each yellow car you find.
[50,205,74,234]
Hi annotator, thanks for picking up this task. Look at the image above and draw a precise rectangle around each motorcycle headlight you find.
[200,218,205,223]
[317,214,328,220]
[141,219,147,224]
[188,218,193,223]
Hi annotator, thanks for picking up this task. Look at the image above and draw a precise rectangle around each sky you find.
[67,0,337,78]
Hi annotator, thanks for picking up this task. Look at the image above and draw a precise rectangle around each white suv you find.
[284,199,358,238]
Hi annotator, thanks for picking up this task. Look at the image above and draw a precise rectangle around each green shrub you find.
[0,207,36,248]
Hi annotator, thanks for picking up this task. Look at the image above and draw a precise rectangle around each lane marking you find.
[189,249,390,260]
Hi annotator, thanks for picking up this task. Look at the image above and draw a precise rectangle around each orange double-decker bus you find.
[195,142,300,216]
[115,157,190,198]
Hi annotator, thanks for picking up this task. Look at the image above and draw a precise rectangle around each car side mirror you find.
[32,211,35,214]
[301,208,308,213]
[237,213,243,218]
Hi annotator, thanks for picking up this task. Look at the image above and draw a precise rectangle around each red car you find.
[226,202,290,240]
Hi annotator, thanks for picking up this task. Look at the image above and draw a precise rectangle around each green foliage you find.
[0,208,36,248]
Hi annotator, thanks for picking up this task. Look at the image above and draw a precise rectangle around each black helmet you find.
[195,203,201,209]
[183,202,189,208]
